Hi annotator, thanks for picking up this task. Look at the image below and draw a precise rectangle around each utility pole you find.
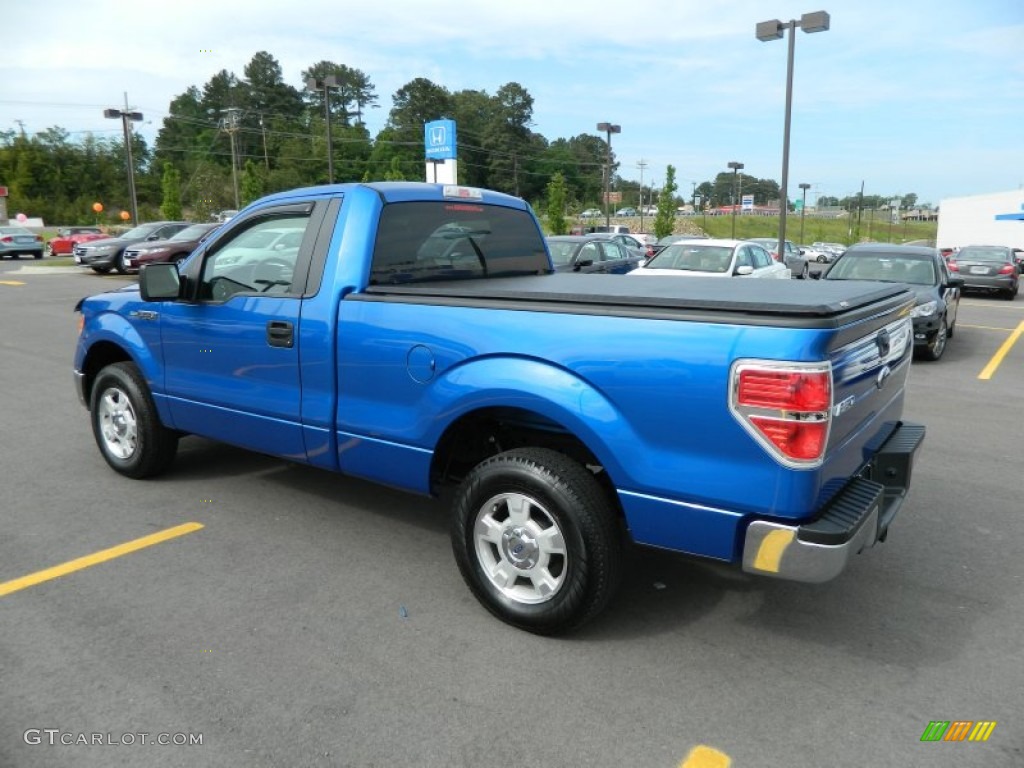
[221,108,242,210]
[637,158,647,231]
[259,115,270,171]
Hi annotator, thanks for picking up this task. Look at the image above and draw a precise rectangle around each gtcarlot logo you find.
[24,729,203,746]
[920,720,997,742]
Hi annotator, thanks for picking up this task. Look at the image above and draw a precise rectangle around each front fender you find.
[76,308,169,423]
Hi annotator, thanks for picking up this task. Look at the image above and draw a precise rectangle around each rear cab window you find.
[369,202,550,285]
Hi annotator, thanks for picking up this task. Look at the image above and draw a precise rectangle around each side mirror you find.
[140,263,182,301]
[575,258,594,268]
[734,265,754,276]
[947,276,965,289]
[798,248,806,255]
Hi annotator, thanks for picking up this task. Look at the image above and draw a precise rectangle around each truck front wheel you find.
[451,448,622,635]
[90,362,178,479]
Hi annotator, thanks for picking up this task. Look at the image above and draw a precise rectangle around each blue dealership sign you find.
[424,120,457,160]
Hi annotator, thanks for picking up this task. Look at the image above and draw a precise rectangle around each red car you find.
[47,227,107,256]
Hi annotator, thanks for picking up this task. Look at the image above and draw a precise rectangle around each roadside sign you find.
[742,194,754,211]
[0,186,8,197]
[424,120,457,160]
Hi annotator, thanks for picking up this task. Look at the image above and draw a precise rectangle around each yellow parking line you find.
[978,320,1024,381]
[680,745,731,768]
[0,522,204,597]
[0,280,26,286]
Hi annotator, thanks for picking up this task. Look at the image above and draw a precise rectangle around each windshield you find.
[172,224,216,241]
[957,246,1010,263]
[644,243,733,273]
[546,240,577,267]
[120,223,162,239]
[828,254,936,285]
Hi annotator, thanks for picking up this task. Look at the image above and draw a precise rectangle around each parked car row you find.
[541,234,1018,363]
[73,221,193,274]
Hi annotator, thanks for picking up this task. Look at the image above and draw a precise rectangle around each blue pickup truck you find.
[74,182,925,634]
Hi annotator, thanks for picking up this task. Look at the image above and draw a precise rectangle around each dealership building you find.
[937,189,1024,250]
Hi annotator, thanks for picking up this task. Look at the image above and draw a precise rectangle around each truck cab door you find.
[157,201,329,460]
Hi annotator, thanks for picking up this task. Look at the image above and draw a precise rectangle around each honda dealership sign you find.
[424,120,457,160]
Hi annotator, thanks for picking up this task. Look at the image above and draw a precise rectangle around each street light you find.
[306,75,340,183]
[756,10,830,260]
[104,98,143,225]
[727,161,744,238]
[596,122,621,228]
[798,182,811,243]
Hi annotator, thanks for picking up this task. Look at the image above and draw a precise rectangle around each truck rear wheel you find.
[90,362,178,478]
[451,448,622,634]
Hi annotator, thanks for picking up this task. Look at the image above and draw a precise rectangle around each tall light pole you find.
[798,182,811,243]
[637,158,647,232]
[306,75,340,183]
[757,10,830,259]
[727,161,744,238]
[597,122,621,228]
[104,94,142,225]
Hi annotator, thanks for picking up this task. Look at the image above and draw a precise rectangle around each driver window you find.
[200,215,308,301]
[578,243,599,264]
[751,246,772,269]
[600,242,622,262]
[735,246,753,269]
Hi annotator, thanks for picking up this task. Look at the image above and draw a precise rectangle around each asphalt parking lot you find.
[1,264,1022,768]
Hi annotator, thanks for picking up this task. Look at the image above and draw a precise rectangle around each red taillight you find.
[738,369,831,411]
[0,236,11,244]
[35,235,43,242]
[748,417,828,461]
[998,264,1015,275]
[732,363,832,465]
[948,260,959,272]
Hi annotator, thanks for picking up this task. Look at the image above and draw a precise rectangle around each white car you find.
[628,238,790,279]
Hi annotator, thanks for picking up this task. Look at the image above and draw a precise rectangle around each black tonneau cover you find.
[358,273,914,329]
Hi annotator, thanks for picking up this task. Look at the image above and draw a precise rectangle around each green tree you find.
[545,172,568,235]
[160,163,183,220]
[653,165,678,239]
[383,156,406,181]
[240,159,265,206]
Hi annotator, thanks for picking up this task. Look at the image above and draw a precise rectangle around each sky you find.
[3,0,1023,207]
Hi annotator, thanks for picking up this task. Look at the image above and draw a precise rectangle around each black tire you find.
[451,447,622,635]
[34,251,43,259]
[799,263,809,279]
[920,316,948,362]
[114,251,128,274]
[90,362,178,479]
[91,266,111,275]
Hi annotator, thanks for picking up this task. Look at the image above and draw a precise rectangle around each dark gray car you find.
[950,245,1019,300]
[545,236,643,274]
